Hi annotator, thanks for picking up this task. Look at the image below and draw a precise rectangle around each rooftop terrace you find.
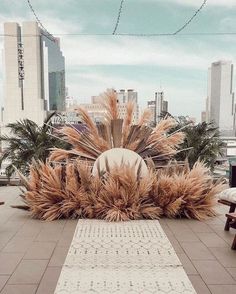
[0,186,235,294]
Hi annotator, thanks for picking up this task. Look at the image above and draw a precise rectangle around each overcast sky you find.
[1,0,236,120]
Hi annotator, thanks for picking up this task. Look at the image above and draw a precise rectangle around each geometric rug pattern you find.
[54,220,196,293]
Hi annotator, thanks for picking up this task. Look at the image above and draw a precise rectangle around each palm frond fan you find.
[49,89,185,168]
[13,89,226,221]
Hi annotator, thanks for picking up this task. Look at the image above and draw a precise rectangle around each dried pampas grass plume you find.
[122,101,134,144]
[59,126,81,146]
[102,89,119,120]
[76,107,99,138]
[153,161,225,220]
[49,89,186,168]
[138,109,152,126]
[14,160,225,222]
[13,88,224,222]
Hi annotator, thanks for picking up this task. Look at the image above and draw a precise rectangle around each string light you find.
[113,0,125,35]
[173,0,208,35]
[1,32,236,38]
[26,0,55,42]
[25,0,208,37]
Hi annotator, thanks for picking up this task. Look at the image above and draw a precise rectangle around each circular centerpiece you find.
[92,148,148,177]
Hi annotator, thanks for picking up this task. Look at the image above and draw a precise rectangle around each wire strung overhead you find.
[8,0,224,39]
[26,0,55,41]
[113,0,125,34]
[1,32,236,37]
[173,0,207,35]
[112,0,207,36]
[25,0,209,38]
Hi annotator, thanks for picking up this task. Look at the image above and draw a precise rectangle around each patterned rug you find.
[55,220,196,293]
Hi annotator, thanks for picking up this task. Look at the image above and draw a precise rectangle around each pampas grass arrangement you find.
[15,160,224,221]
[13,89,225,221]
[49,89,185,168]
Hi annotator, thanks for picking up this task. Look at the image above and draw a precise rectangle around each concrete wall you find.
[208,61,235,136]
[2,21,65,130]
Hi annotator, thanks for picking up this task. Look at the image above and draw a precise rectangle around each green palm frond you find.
[174,120,225,170]
[0,113,70,177]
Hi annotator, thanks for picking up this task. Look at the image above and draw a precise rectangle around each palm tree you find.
[0,113,69,177]
[175,121,226,170]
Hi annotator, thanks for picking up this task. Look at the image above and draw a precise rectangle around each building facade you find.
[147,91,168,126]
[2,21,65,127]
[65,96,78,110]
[117,89,138,104]
[80,89,139,124]
[201,111,206,123]
[50,111,81,125]
[147,100,156,126]
[206,60,235,136]
[80,102,107,123]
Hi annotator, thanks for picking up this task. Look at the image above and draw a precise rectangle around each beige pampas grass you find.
[102,89,119,120]
[17,161,85,220]
[91,163,159,221]
[76,107,99,138]
[49,148,72,162]
[49,89,185,168]
[122,101,134,145]
[13,89,224,222]
[77,107,109,152]
[138,109,152,126]
[59,126,81,145]
[153,161,225,220]
[15,160,224,222]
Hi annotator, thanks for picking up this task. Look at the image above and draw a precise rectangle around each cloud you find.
[0,10,83,35]
[60,35,234,70]
[0,0,235,122]
[219,17,236,31]
[163,0,236,7]
[6,0,235,9]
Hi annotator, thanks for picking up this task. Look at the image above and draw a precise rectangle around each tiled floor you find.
[160,206,236,294]
[0,186,236,294]
[0,186,77,294]
[55,220,196,293]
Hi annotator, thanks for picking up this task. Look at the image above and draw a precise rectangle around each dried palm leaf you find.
[111,119,123,147]
[96,123,112,148]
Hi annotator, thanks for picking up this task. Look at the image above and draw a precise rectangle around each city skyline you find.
[1,0,236,121]
[2,21,65,128]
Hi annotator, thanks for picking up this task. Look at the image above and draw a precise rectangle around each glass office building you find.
[3,21,66,129]
[42,34,65,111]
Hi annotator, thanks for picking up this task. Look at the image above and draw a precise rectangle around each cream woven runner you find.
[55,220,196,293]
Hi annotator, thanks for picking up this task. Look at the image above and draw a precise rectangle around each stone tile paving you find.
[0,186,235,293]
[159,204,236,294]
[0,186,77,294]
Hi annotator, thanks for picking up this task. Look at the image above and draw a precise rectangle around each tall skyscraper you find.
[206,60,235,136]
[2,21,65,127]
[147,91,168,126]
[117,89,138,104]
[116,89,139,123]
[147,100,156,126]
